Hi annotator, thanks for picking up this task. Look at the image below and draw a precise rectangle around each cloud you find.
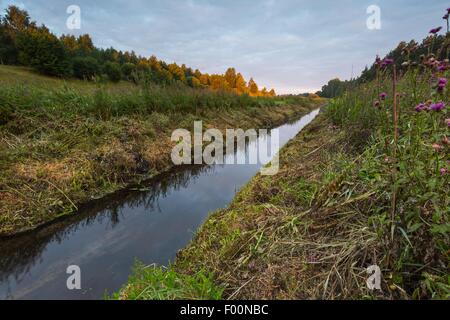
[1,0,449,93]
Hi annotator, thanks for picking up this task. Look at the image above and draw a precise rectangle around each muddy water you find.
[0,108,320,300]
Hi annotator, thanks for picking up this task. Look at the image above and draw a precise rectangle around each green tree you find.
[121,62,136,80]
[72,56,99,80]
[0,23,17,64]
[16,26,70,76]
[104,61,122,82]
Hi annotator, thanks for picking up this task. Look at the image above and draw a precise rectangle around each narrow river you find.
[0,108,320,300]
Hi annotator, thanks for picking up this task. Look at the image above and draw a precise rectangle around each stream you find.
[0,108,320,300]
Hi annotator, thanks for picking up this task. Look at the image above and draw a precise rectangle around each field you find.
[0,65,322,236]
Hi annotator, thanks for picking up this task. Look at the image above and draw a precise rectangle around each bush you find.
[121,62,136,80]
[72,56,99,80]
[104,62,122,82]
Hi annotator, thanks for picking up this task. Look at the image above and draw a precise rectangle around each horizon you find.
[1,0,448,93]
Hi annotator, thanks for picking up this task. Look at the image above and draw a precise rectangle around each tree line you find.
[0,5,275,97]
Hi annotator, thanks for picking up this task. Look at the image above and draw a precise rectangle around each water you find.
[0,108,320,300]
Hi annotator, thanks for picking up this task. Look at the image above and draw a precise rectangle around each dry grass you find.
[175,114,379,299]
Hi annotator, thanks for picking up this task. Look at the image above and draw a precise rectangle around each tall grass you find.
[325,58,449,298]
[0,80,308,126]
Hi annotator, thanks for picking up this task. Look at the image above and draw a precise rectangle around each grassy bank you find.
[116,66,449,300]
[0,65,322,236]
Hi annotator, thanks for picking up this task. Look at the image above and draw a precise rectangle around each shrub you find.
[104,62,122,82]
[72,56,99,80]
[121,62,136,80]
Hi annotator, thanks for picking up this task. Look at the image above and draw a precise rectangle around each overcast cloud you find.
[1,0,448,93]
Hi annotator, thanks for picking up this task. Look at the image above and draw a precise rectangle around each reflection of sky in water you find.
[0,109,319,300]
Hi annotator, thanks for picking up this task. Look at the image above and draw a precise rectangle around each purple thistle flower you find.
[415,103,426,112]
[379,92,387,100]
[440,168,449,176]
[380,58,394,68]
[444,14,449,20]
[446,118,450,127]
[430,102,446,111]
[373,100,380,108]
[437,62,448,72]
[430,26,443,34]
[447,8,450,13]
[437,78,448,92]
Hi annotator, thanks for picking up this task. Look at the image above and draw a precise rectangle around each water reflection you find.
[0,108,319,300]
[0,165,211,283]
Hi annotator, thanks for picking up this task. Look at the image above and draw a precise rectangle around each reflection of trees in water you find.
[0,164,212,286]
[0,112,310,295]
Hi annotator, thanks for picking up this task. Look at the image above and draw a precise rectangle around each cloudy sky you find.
[1,0,448,93]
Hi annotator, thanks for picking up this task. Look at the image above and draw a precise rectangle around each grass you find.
[0,65,323,236]
[111,262,223,300]
[117,61,449,300]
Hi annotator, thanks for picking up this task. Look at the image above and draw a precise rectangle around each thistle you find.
[429,102,446,111]
[429,26,443,34]
[415,103,426,112]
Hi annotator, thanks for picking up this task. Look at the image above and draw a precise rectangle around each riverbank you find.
[117,88,448,300]
[0,66,323,236]
[116,112,351,300]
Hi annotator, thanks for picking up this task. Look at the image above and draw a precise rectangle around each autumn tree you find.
[224,67,237,88]
[234,73,247,94]
[60,34,79,54]
[2,6,34,40]
[77,34,94,55]
[248,78,259,96]
[168,63,185,83]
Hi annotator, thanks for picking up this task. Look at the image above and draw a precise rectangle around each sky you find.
[1,0,449,93]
